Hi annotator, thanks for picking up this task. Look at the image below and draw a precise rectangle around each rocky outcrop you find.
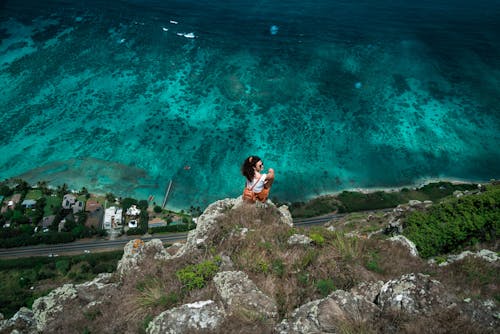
[31,284,78,332]
[214,271,278,321]
[0,307,37,334]
[2,195,498,333]
[31,273,117,332]
[389,235,419,257]
[431,249,499,266]
[351,280,385,303]
[172,198,240,258]
[384,200,433,235]
[147,300,225,334]
[172,197,292,258]
[377,273,453,315]
[117,238,171,278]
[287,234,312,245]
[276,289,380,333]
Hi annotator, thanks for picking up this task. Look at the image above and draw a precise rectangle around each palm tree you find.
[37,180,52,195]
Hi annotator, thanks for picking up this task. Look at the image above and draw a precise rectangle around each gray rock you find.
[174,198,240,258]
[278,205,294,227]
[117,238,171,278]
[0,307,37,334]
[351,281,385,303]
[377,273,453,315]
[32,284,78,332]
[477,249,499,263]
[408,200,422,207]
[437,249,498,267]
[389,235,419,257]
[214,271,278,321]
[276,290,379,334]
[147,300,224,334]
[287,234,313,245]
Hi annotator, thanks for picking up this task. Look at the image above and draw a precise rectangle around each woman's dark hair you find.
[241,156,261,182]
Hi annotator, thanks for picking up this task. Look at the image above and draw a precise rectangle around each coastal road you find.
[0,210,390,258]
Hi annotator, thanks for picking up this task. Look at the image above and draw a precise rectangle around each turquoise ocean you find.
[1,0,499,210]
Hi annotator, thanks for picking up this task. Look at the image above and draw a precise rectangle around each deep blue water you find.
[1,0,499,210]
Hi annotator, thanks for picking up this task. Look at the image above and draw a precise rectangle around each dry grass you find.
[374,308,496,334]
[433,257,500,302]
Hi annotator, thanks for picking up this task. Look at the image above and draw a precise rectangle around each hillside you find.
[0,184,499,333]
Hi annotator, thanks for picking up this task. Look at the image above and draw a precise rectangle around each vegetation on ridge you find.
[288,181,478,218]
[403,184,500,258]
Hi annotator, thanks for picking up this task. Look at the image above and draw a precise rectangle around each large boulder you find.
[30,273,118,333]
[172,198,293,258]
[214,271,278,322]
[389,235,419,257]
[147,300,225,334]
[31,284,78,332]
[117,238,171,278]
[377,273,454,315]
[276,290,379,333]
[173,198,240,258]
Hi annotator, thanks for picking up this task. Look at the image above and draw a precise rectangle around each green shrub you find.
[316,278,335,297]
[309,232,325,246]
[55,260,70,274]
[365,252,383,273]
[149,223,196,234]
[271,259,285,278]
[337,191,400,213]
[153,205,162,213]
[289,196,340,218]
[330,232,362,261]
[403,186,500,258]
[176,257,221,291]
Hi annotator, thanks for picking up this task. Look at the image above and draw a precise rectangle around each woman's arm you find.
[264,168,275,188]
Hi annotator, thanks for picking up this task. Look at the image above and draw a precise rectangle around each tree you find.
[105,193,116,203]
[13,179,30,194]
[0,183,13,196]
[138,200,148,211]
[56,183,68,197]
[37,180,52,195]
[121,197,137,210]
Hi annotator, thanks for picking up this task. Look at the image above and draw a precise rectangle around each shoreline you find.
[309,176,490,200]
[7,176,493,213]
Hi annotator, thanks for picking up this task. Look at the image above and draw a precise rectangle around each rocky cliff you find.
[1,196,498,333]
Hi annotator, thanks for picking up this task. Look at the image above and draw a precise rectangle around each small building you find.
[126,204,141,217]
[72,200,84,214]
[62,193,84,214]
[1,194,21,213]
[41,215,55,229]
[62,194,77,209]
[104,206,123,230]
[22,199,37,209]
[128,220,138,228]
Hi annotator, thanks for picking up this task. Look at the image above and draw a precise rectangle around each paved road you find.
[0,210,389,259]
[0,234,187,259]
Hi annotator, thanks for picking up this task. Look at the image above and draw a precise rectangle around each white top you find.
[246,174,266,193]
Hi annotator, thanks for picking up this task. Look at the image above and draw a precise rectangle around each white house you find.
[103,206,123,230]
[62,194,84,214]
[126,205,141,217]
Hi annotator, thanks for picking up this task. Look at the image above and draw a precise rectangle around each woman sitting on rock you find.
[241,155,275,203]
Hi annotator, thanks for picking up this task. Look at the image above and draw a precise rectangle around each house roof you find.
[22,199,37,206]
[85,200,103,212]
[126,205,141,216]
